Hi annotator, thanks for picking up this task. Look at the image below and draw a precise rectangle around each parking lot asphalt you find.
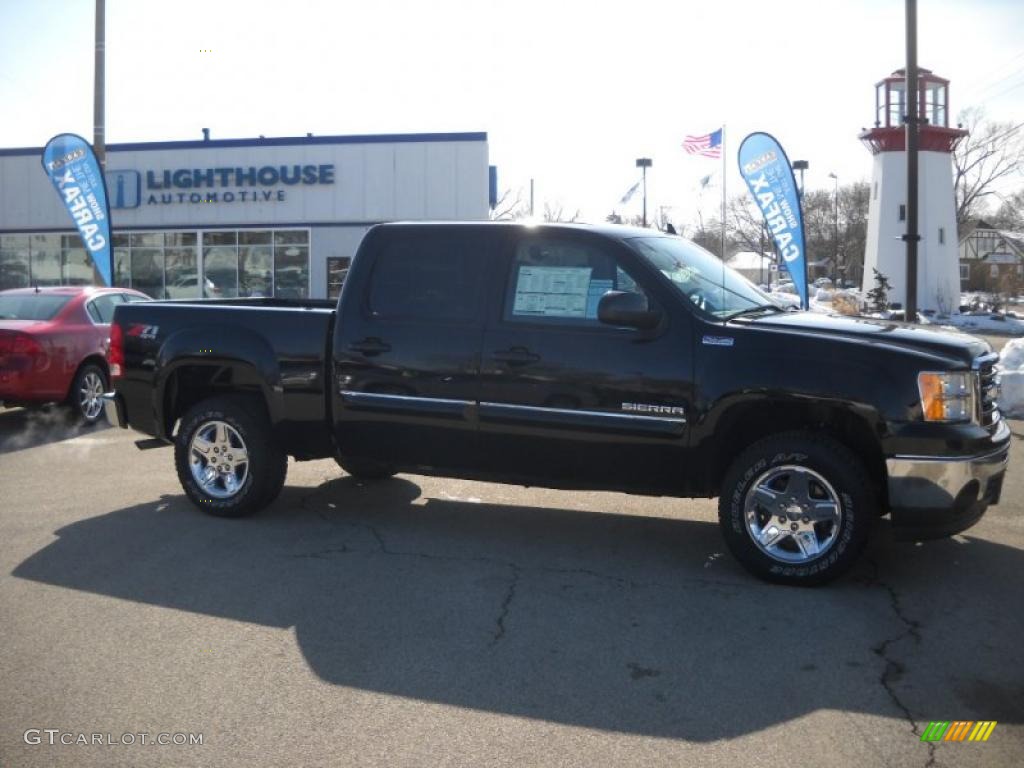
[0,404,1022,768]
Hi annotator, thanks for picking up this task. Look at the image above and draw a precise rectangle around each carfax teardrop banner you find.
[737,132,808,309]
[41,134,112,286]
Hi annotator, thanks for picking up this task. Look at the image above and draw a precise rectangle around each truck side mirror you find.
[597,291,661,330]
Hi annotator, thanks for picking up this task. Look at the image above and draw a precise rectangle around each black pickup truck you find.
[103,222,1011,585]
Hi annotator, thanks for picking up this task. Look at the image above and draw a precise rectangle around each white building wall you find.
[862,150,960,313]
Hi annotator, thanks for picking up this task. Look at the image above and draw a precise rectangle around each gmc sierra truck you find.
[102,222,1011,585]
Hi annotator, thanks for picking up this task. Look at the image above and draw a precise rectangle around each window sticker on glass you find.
[513,266,593,318]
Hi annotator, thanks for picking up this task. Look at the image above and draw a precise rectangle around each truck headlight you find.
[918,371,975,423]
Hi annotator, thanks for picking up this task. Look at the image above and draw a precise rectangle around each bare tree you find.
[490,187,528,221]
[990,189,1024,231]
[542,201,580,223]
[953,108,1024,234]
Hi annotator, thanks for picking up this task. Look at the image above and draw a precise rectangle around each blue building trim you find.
[0,132,488,157]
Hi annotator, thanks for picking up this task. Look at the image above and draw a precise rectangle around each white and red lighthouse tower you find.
[860,68,967,314]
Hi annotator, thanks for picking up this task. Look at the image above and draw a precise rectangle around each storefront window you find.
[112,234,131,287]
[239,231,273,297]
[165,247,200,299]
[62,234,95,285]
[131,232,164,248]
[5,228,310,299]
[30,235,62,286]
[132,248,165,298]
[275,245,309,299]
[327,257,351,300]
[203,238,237,298]
[0,234,30,290]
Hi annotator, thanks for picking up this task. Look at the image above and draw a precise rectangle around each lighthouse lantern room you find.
[860,68,967,314]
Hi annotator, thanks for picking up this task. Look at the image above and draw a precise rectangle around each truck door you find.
[332,226,490,473]
[476,231,694,493]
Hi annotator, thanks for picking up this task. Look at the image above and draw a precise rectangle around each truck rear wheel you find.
[174,396,287,517]
[717,432,872,586]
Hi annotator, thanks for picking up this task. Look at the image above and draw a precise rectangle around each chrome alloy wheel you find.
[189,420,250,499]
[79,371,105,421]
[743,465,843,563]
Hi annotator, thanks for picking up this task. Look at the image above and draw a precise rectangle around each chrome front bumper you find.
[886,421,1011,539]
[102,392,126,428]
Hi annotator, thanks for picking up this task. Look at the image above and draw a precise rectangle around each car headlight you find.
[918,371,976,423]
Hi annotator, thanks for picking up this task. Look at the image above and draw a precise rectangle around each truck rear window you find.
[367,235,483,322]
[0,294,73,320]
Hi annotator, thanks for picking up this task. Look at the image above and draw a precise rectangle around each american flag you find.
[683,128,723,158]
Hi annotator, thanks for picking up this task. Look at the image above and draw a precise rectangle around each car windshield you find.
[0,294,73,320]
[625,236,782,319]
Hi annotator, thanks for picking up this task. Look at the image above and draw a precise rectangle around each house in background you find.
[958,221,1024,293]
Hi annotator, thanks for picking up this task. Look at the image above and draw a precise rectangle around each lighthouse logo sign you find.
[738,132,809,309]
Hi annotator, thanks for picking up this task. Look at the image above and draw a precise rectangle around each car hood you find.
[732,311,990,367]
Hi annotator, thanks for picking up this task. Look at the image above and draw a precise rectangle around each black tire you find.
[335,456,397,481]
[174,396,287,517]
[68,363,107,425]
[718,432,873,586]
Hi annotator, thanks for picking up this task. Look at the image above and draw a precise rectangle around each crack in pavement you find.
[861,558,935,768]
[490,564,521,646]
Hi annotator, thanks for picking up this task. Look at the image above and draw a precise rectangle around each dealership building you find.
[0,131,492,299]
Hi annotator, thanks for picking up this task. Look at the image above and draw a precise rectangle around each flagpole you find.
[720,124,726,261]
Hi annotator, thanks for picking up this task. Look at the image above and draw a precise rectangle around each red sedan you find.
[0,286,151,423]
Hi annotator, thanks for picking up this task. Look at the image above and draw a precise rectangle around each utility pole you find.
[529,178,534,217]
[829,172,839,284]
[904,0,920,321]
[94,0,106,168]
[636,158,652,227]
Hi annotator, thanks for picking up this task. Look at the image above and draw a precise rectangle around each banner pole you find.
[720,124,726,261]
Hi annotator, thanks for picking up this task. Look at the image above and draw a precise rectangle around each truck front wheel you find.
[718,432,872,586]
[174,396,287,517]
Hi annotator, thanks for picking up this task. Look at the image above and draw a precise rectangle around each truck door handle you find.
[349,337,391,356]
[492,347,540,365]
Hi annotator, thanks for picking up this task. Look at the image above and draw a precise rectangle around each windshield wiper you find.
[725,304,787,321]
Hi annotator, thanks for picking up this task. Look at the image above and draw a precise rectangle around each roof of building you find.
[0,131,489,158]
[960,226,1024,258]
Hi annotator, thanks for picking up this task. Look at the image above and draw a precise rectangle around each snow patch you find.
[997,338,1024,419]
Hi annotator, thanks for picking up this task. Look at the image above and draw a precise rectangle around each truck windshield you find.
[626,236,782,319]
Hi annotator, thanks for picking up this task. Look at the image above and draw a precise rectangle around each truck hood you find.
[732,311,991,367]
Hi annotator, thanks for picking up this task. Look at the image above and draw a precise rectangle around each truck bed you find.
[114,299,337,459]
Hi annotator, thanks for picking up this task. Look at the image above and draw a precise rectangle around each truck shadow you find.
[0,405,108,454]
[12,475,1024,740]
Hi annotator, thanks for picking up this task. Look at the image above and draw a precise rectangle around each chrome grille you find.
[974,353,1001,429]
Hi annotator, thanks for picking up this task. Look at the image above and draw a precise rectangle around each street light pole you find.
[636,158,652,227]
[792,160,809,198]
[94,0,106,169]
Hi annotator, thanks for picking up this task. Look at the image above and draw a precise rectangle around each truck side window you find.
[504,239,648,325]
[367,234,481,322]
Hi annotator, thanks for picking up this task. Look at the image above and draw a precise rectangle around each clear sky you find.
[1,0,1021,226]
